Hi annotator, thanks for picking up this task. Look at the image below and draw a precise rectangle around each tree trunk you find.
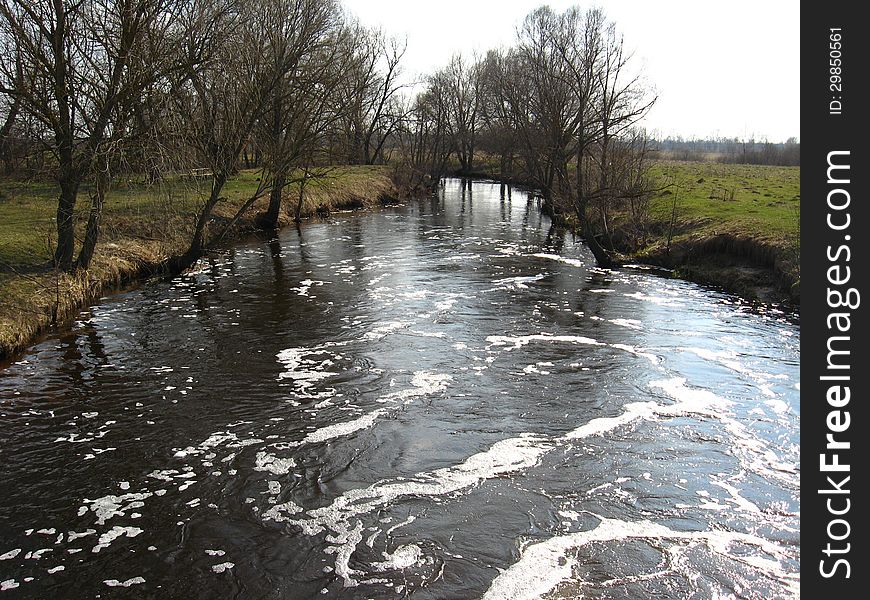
[54,177,81,270]
[76,171,108,270]
[294,173,308,223]
[258,173,285,229]
[186,172,227,259]
[0,96,20,175]
[578,201,617,268]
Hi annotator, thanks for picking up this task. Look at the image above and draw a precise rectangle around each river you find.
[0,179,799,598]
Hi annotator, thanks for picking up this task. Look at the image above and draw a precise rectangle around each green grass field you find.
[646,161,800,246]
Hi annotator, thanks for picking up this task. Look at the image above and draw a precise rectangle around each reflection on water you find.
[0,179,799,598]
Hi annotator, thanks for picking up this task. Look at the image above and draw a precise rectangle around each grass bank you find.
[0,165,400,361]
[465,156,800,305]
[623,161,800,304]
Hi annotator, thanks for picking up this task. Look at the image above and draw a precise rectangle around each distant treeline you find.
[650,137,800,166]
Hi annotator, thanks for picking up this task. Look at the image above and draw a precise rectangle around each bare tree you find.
[0,0,178,270]
[439,53,481,173]
[484,6,654,265]
[252,0,345,229]
[160,0,298,268]
[477,49,522,180]
[335,24,407,165]
[0,36,26,174]
[396,73,452,188]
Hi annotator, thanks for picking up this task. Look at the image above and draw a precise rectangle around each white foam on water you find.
[371,544,424,571]
[276,348,339,390]
[609,318,642,330]
[82,493,152,525]
[486,333,661,365]
[531,253,585,268]
[103,577,145,587]
[493,273,548,290]
[710,480,761,514]
[24,548,52,560]
[385,515,415,537]
[0,549,21,560]
[1,580,20,591]
[650,378,797,486]
[649,378,731,417]
[325,521,364,587]
[683,347,792,403]
[67,529,96,542]
[363,321,412,340]
[563,402,658,440]
[764,399,789,414]
[266,379,741,590]
[586,482,613,495]
[266,434,550,586]
[303,409,388,444]
[486,334,602,350]
[482,515,798,600]
[53,430,108,444]
[300,372,450,445]
[92,526,143,553]
[254,452,296,475]
[262,500,304,522]
[610,343,659,365]
[212,562,234,573]
[522,364,551,375]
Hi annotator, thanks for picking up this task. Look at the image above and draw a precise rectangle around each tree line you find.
[401,6,656,265]
[652,137,800,166]
[1,1,654,272]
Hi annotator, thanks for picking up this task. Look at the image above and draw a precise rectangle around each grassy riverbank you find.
[0,165,399,360]
[461,157,800,305]
[626,161,800,304]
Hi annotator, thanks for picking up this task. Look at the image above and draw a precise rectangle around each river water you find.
[0,179,799,598]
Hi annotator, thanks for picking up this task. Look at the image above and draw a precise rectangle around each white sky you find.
[342,0,800,143]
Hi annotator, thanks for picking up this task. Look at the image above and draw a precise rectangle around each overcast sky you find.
[341,0,800,143]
